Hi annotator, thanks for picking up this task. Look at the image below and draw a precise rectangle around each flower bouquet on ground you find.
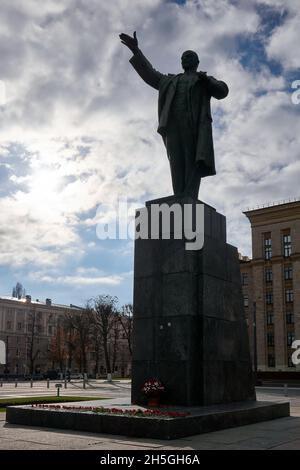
[141,378,165,406]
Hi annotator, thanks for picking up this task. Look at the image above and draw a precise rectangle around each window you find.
[283,233,292,257]
[267,332,275,347]
[241,273,248,286]
[6,321,12,330]
[287,332,295,347]
[48,326,53,335]
[243,294,249,307]
[285,289,294,303]
[264,237,272,260]
[265,269,273,283]
[266,292,273,305]
[27,324,32,332]
[17,322,22,330]
[267,312,274,325]
[268,354,275,367]
[37,324,43,333]
[284,266,293,280]
[286,312,294,324]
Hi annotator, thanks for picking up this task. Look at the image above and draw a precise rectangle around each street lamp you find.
[253,301,258,379]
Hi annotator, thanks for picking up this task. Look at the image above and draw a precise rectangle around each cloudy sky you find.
[0,0,299,306]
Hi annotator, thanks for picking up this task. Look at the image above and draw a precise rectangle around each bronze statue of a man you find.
[119,32,229,199]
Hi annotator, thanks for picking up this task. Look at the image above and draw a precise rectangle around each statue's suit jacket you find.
[130,49,229,177]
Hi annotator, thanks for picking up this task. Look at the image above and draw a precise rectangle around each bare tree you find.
[12,282,25,299]
[119,303,133,356]
[90,295,119,375]
[89,322,102,378]
[63,319,77,372]
[111,321,119,372]
[64,308,92,374]
[49,321,67,371]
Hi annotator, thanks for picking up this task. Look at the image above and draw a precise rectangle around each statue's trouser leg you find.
[181,121,200,199]
[184,163,202,200]
[165,119,185,196]
[166,114,201,198]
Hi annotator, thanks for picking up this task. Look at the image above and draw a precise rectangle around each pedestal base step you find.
[6,400,290,440]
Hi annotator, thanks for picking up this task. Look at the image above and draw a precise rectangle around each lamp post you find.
[4,336,9,375]
[253,301,258,381]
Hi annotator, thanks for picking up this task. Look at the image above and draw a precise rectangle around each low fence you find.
[0,377,130,390]
[0,377,91,389]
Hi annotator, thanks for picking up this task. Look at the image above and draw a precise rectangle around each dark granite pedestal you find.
[132,196,256,406]
[6,400,290,440]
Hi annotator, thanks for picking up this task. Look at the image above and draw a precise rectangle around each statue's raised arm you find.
[119,31,163,90]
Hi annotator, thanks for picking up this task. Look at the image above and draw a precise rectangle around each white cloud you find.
[44,274,123,286]
[0,0,299,285]
[255,0,300,70]
[266,17,300,70]
[29,266,124,286]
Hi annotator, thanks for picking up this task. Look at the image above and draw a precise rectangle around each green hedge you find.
[0,396,104,410]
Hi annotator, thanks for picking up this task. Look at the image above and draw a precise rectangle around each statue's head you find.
[181,50,199,72]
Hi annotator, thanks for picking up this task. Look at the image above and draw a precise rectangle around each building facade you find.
[0,296,81,376]
[241,200,300,373]
[0,296,132,377]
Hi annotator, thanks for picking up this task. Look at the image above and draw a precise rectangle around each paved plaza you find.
[1,382,300,450]
[0,378,131,400]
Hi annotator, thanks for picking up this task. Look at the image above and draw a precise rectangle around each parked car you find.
[69,373,84,380]
[23,373,44,380]
[43,370,59,380]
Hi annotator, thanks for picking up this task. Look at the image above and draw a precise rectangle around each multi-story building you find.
[241,199,300,375]
[0,296,82,376]
[0,295,132,377]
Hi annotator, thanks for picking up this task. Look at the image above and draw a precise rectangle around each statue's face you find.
[181,50,199,71]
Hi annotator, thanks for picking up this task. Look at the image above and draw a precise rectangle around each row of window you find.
[268,354,295,368]
[265,266,293,282]
[243,289,294,307]
[267,332,295,347]
[243,301,294,324]
[266,312,294,325]
[5,321,54,335]
[264,233,292,260]
[12,348,43,358]
[241,265,293,287]
[265,289,294,304]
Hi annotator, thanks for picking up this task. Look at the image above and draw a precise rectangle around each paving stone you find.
[0,388,300,449]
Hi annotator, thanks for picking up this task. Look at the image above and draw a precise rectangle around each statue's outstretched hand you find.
[119,31,138,53]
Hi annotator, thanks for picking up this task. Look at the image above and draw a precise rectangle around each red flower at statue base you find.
[141,378,165,398]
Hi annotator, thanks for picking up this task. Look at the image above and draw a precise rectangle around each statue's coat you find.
[130,50,229,177]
